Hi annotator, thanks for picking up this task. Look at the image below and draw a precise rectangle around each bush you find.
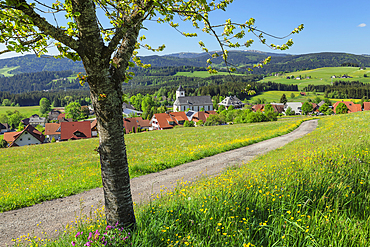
[0,139,8,148]
[184,120,195,127]
[246,111,268,123]
[51,137,56,143]
[197,120,204,126]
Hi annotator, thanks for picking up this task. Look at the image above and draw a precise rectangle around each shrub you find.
[197,120,204,126]
[336,103,349,114]
[51,137,56,143]
[184,120,195,127]
[0,139,8,148]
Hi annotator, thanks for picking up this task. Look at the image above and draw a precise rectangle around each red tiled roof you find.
[192,110,217,122]
[57,113,66,120]
[270,104,285,113]
[132,117,151,128]
[333,101,362,113]
[60,121,92,140]
[252,104,264,112]
[91,119,97,130]
[364,102,370,111]
[152,113,174,129]
[123,118,138,134]
[4,131,20,143]
[45,123,61,136]
[169,112,188,124]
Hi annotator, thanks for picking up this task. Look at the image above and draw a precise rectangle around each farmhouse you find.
[191,110,217,124]
[150,111,188,130]
[123,118,138,134]
[218,96,244,109]
[21,114,46,127]
[251,104,284,114]
[333,101,361,114]
[0,123,10,133]
[284,102,303,115]
[48,110,61,122]
[45,123,61,141]
[173,85,213,112]
[4,124,45,147]
[122,102,143,117]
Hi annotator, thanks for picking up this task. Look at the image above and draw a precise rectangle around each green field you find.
[0,66,19,77]
[0,118,307,212]
[175,71,245,78]
[248,90,361,104]
[24,111,370,246]
[260,67,370,90]
[0,106,40,117]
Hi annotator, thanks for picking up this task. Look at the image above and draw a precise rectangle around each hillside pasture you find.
[0,105,40,117]
[260,67,370,90]
[175,71,245,78]
[0,66,19,77]
[0,118,307,212]
[30,111,370,246]
[248,90,361,104]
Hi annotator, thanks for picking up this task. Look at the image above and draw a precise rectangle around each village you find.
[1,85,370,148]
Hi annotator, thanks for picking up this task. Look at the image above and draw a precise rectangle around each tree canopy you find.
[301,102,313,115]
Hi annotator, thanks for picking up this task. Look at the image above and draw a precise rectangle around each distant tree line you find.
[0,90,90,106]
[303,81,370,99]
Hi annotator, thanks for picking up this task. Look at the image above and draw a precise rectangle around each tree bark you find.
[87,63,136,228]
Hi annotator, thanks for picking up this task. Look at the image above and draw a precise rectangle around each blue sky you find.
[0,0,369,59]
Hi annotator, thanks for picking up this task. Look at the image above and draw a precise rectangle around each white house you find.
[284,102,303,115]
[4,124,45,147]
[218,96,244,109]
[173,85,213,112]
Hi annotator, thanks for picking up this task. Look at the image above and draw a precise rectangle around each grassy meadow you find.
[0,117,307,213]
[248,90,362,104]
[174,71,245,78]
[259,67,370,90]
[0,105,40,117]
[0,66,18,77]
[19,110,370,246]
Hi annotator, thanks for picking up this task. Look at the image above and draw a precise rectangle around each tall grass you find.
[0,118,306,212]
[26,111,370,246]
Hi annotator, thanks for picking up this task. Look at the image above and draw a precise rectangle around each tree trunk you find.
[87,64,136,228]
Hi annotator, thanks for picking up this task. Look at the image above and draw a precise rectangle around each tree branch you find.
[105,1,154,59]
[10,0,79,51]
[0,35,43,55]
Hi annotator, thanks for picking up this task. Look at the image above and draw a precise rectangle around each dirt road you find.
[0,119,318,246]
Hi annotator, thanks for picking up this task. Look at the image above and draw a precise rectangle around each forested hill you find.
[0,54,85,74]
[251,52,370,75]
[2,52,370,76]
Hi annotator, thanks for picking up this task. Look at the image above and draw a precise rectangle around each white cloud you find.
[358,23,366,27]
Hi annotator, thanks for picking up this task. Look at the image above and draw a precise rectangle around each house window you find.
[20,138,22,141]
[28,138,31,140]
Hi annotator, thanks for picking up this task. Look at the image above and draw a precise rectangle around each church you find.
[173,85,214,112]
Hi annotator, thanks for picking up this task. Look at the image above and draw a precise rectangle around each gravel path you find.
[0,120,318,246]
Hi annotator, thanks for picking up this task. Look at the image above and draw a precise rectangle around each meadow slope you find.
[0,117,308,213]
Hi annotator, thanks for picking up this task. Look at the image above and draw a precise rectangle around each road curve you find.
[0,119,318,246]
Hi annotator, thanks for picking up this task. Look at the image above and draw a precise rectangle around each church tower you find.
[176,85,185,99]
